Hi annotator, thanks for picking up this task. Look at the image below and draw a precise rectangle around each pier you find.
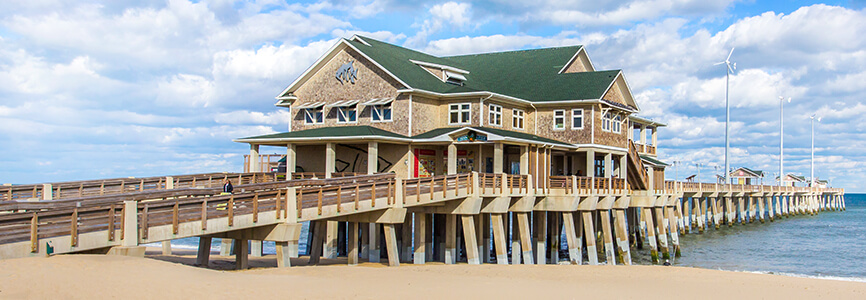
[0,168,844,268]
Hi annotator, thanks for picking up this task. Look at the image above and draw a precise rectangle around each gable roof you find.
[412,126,575,148]
[282,36,625,104]
[730,167,764,177]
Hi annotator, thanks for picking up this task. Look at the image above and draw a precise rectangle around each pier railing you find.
[0,172,280,202]
[664,180,844,194]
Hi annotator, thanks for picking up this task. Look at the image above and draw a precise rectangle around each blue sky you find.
[1,0,864,191]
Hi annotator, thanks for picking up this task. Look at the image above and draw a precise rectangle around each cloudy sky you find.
[1,0,864,191]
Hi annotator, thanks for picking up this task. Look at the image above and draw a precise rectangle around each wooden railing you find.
[0,172,279,202]
[664,180,844,194]
[403,173,472,202]
[290,172,365,180]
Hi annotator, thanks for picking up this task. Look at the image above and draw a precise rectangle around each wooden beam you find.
[383,224,400,266]
[461,215,480,265]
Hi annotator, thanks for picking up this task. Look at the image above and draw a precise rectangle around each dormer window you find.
[410,60,469,86]
[444,70,466,86]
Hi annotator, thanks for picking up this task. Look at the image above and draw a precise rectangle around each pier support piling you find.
[348,222,359,265]
[383,224,400,266]
[583,211,599,265]
[195,236,211,267]
[491,214,509,264]
[461,215,481,265]
[413,213,426,265]
[613,209,632,265]
[600,210,615,265]
[563,212,582,265]
[642,208,659,264]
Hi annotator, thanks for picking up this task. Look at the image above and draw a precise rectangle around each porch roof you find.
[639,155,669,167]
[234,126,411,144]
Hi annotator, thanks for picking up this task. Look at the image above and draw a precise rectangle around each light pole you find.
[715,48,736,185]
[695,163,704,183]
[779,96,790,186]
[810,114,821,186]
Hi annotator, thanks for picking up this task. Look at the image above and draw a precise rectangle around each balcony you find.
[634,142,657,156]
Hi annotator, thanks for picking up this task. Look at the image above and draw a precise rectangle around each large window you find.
[512,109,524,130]
[449,103,471,125]
[612,114,622,133]
[602,111,612,132]
[337,106,357,123]
[489,104,502,126]
[553,110,565,130]
[571,109,583,130]
[304,107,323,124]
[371,104,392,122]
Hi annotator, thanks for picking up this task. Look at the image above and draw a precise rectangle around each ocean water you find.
[160,194,865,281]
[660,193,866,280]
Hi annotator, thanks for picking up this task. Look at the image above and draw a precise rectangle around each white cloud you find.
[430,2,473,28]
[156,74,216,108]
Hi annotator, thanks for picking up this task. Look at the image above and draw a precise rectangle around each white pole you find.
[779,97,784,186]
[720,69,733,184]
[810,115,815,186]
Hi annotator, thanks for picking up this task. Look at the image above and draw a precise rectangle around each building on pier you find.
[234,35,666,188]
[729,167,765,185]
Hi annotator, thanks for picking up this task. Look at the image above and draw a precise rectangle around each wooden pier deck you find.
[0,172,845,269]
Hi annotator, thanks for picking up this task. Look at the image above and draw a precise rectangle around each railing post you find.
[122,200,138,247]
[395,178,404,208]
[42,184,53,200]
[286,187,298,223]
[471,172,480,197]
[165,176,174,189]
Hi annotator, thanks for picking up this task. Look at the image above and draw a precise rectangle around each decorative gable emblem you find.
[335,61,357,84]
[455,130,487,142]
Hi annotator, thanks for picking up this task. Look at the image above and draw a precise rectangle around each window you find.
[449,103,471,125]
[489,104,502,126]
[602,112,612,132]
[571,109,583,130]
[612,115,622,133]
[512,109,524,130]
[337,106,357,123]
[304,107,323,124]
[553,110,565,130]
[371,104,392,122]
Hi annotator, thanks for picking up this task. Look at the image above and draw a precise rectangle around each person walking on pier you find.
[222,179,233,195]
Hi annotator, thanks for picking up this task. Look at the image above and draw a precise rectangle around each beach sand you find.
[0,248,863,299]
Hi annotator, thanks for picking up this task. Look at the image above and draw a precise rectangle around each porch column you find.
[651,126,657,146]
[325,142,335,179]
[519,145,529,175]
[493,142,504,173]
[368,141,378,175]
[249,144,260,173]
[562,154,569,175]
[604,153,612,178]
[586,150,595,177]
[640,125,647,145]
[619,155,627,178]
[447,143,457,175]
[286,143,296,179]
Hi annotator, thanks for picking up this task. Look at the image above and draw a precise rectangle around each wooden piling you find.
[491,214,508,264]
[348,222,359,265]
[643,208,659,264]
[383,224,400,266]
[613,209,632,265]
[600,210,615,265]
[582,211,599,265]
[461,215,480,265]
[413,214,426,265]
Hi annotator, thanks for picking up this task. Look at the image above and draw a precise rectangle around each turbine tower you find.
[714,48,736,184]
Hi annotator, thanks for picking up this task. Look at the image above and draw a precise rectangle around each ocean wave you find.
[738,270,866,282]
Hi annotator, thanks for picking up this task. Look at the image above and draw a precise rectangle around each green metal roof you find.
[412,126,573,147]
[237,126,409,141]
[348,36,620,102]
[639,155,669,167]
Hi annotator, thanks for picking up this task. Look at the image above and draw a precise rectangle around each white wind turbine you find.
[715,48,736,184]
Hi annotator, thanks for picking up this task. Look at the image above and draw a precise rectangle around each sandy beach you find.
[0,249,863,299]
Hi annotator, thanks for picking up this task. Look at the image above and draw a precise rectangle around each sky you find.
[1,0,864,192]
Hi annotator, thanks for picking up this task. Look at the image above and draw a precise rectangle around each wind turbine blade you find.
[727,64,735,74]
[714,61,725,65]
[727,47,735,61]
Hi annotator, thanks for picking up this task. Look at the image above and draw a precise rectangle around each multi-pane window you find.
[571,109,583,130]
[602,111,612,131]
[512,109,524,130]
[304,107,323,124]
[371,104,392,122]
[449,103,471,124]
[612,115,622,133]
[489,104,502,126]
[337,106,357,123]
[553,110,565,130]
